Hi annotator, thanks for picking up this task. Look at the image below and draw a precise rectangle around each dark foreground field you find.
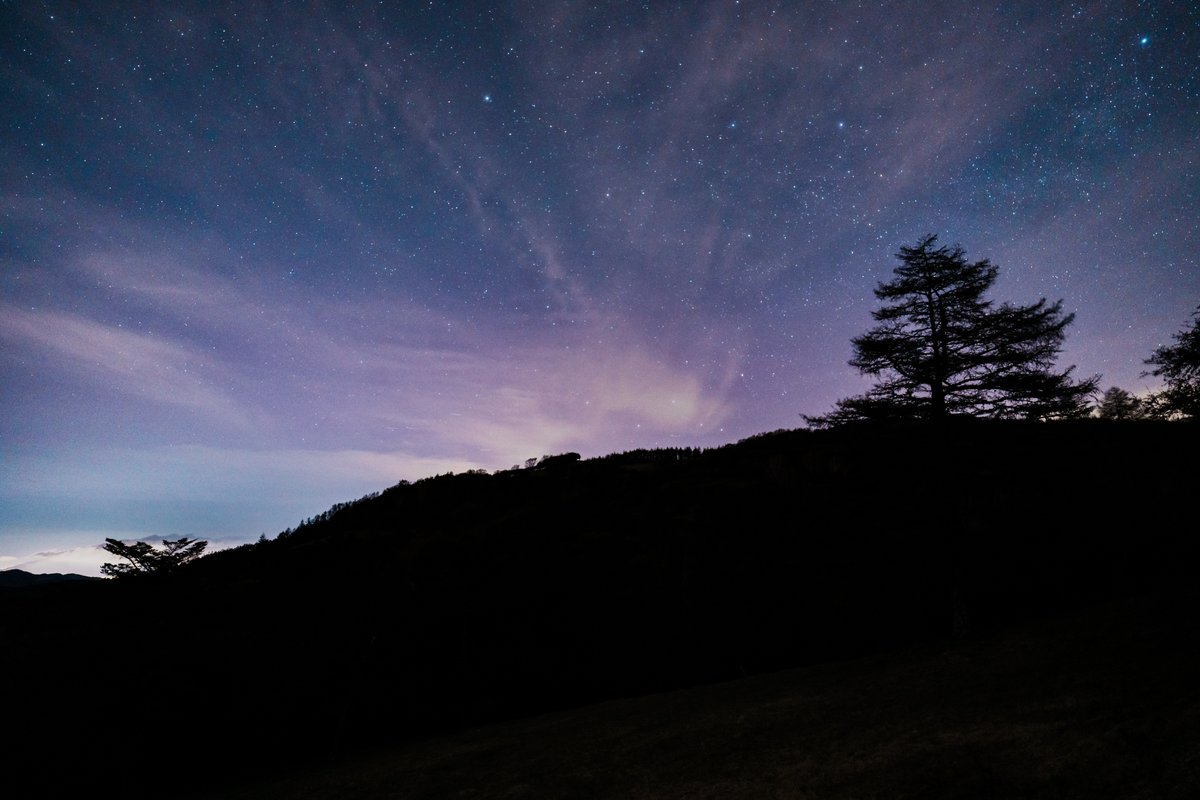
[193,590,1200,799]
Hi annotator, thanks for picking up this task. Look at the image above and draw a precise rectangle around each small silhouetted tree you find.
[100,537,208,578]
[1096,386,1143,420]
[1143,305,1200,419]
[807,235,1098,426]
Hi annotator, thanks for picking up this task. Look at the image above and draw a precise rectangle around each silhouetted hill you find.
[0,568,98,588]
[3,420,1197,798]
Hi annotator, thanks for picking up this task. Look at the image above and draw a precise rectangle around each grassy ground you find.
[188,592,1200,799]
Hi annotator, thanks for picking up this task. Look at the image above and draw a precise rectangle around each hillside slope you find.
[4,420,1197,798]
[195,592,1200,799]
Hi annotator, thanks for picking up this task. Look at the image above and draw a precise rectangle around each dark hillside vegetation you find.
[4,420,1197,798]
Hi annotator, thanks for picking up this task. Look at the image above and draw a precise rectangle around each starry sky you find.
[2,1,1197,575]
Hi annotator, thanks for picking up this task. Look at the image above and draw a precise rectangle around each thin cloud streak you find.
[0,304,250,426]
[38,222,737,459]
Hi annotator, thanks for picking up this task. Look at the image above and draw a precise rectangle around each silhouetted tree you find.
[807,235,1097,426]
[1096,386,1143,420]
[1143,305,1200,419]
[100,537,208,578]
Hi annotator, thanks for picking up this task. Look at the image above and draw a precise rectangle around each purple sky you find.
[2,2,1197,575]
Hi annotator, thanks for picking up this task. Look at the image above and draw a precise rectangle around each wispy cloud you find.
[0,304,250,425]
[4,188,734,477]
[0,544,111,577]
[413,335,732,462]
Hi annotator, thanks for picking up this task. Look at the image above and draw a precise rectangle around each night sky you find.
[2,2,1197,575]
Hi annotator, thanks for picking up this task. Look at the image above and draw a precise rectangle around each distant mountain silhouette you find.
[0,568,99,588]
[3,420,1198,799]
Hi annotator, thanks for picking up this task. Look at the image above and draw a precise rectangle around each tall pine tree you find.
[808,235,1097,426]
[1143,305,1200,419]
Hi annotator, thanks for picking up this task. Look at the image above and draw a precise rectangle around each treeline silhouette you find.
[4,419,1198,798]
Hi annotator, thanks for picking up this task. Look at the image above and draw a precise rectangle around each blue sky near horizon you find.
[2,1,1197,575]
